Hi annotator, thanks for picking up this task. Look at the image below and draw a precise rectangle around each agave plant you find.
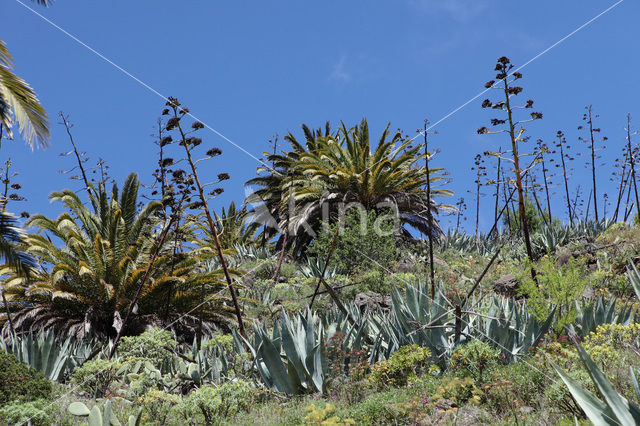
[242,310,327,395]
[439,230,508,257]
[237,308,371,395]
[374,281,454,360]
[299,257,341,279]
[529,218,616,258]
[530,224,572,257]
[573,295,635,339]
[550,344,640,425]
[0,329,94,381]
[464,297,555,362]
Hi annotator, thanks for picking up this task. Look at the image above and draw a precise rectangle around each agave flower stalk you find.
[471,153,486,240]
[492,149,502,234]
[165,98,247,340]
[613,147,629,221]
[478,57,542,273]
[478,56,542,270]
[578,106,607,221]
[555,131,574,224]
[625,114,640,222]
[423,120,436,297]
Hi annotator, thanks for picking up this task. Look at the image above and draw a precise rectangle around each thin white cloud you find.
[329,55,351,83]
[412,0,489,22]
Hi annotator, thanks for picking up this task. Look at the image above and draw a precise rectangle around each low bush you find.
[177,380,257,423]
[305,402,355,425]
[0,351,52,405]
[431,376,482,409]
[118,328,176,367]
[70,358,120,398]
[369,345,432,388]
[450,340,500,383]
[0,399,52,425]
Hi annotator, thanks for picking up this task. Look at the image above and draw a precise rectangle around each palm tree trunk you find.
[1,289,16,337]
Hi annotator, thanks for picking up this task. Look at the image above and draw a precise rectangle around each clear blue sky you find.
[1,0,638,232]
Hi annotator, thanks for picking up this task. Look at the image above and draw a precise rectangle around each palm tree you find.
[0,40,49,149]
[246,119,452,252]
[191,201,261,250]
[245,122,335,246]
[1,174,236,339]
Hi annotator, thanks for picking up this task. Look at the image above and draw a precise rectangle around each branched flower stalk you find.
[164,97,247,340]
[455,197,466,233]
[554,130,574,224]
[471,153,486,240]
[536,139,553,224]
[423,119,436,298]
[612,144,629,222]
[478,56,542,274]
[625,114,640,223]
[578,105,607,221]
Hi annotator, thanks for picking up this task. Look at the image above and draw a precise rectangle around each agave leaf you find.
[631,368,640,402]
[629,263,640,302]
[548,357,616,426]
[575,345,640,425]
[256,337,293,394]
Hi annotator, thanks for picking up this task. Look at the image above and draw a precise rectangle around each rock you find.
[493,274,520,298]
[395,259,414,273]
[519,406,534,414]
[433,256,448,269]
[354,292,391,311]
[557,252,572,266]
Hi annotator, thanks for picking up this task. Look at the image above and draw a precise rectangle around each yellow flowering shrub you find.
[430,376,482,409]
[304,403,355,425]
[583,323,640,366]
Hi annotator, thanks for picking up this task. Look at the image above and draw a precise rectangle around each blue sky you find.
[1,0,638,232]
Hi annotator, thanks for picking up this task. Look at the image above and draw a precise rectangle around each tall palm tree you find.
[1,174,236,339]
[246,119,452,252]
[0,40,49,149]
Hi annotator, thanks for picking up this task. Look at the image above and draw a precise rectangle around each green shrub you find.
[118,328,176,367]
[535,342,593,416]
[70,358,120,397]
[0,351,52,405]
[344,389,412,425]
[139,389,181,424]
[0,399,52,425]
[307,208,397,275]
[502,196,546,234]
[340,270,391,301]
[369,345,432,388]
[517,256,587,330]
[450,340,499,383]
[482,360,547,413]
[177,380,256,424]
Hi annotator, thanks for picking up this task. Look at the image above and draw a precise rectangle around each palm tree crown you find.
[246,119,452,251]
